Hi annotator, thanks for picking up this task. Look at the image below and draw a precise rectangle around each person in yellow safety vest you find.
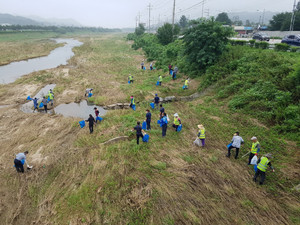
[184,78,189,89]
[197,124,206,147]
[48,92,54,106]
[172,113,181,131]
[130,96,135,107]
[158,75,162,86]
[253,153,275,185]
[248,136,261,165]
[128,75,134,83]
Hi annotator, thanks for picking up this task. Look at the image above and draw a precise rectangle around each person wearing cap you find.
[85,88,93,97]
[172,113,181,131]
[48,91,54,106]
[253,153,275,185]
[150,62,154,70]
[154,94,160,109]
[158,75,162,86]
[197,124,206,147]
[248,137,261,165]
[145,109,151,130]
[128,74,134,83]
[14,151,29,173]
[130,96,135,108]
[161,112,168,137]
[227,132,244,159]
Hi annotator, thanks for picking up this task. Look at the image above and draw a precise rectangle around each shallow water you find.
[20,84,56,113]
[54,100,106,119]
[0,39,83,84]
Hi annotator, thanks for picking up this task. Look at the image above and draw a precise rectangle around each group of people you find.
[30,89,54,113]
[85,107,101,134]
[227,133,275,185]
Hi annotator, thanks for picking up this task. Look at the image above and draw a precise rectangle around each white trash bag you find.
[193,138,202,147]
[250,155,258,165]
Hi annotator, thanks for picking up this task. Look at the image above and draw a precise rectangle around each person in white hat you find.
[197,124,206,147]
[248,136,261,165]
[172,113,181,131]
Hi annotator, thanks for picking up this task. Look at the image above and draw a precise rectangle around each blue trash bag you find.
[157,119,161,124]
[170,70,173,75]
[227,143,232,150]
[79,120,85,128]
[88,93,93,97]
[254,164,258,173]
[150,102,155,109]
[153,67,156,70]
[39,102,44,108]
[182,85,186,89]
[156,81,160,86]
[13,159,25,167]
[128,80,130,84]
[177,124,182,132]
[132,105,136,111]
[48,96,50,101]
[27,96,32,101]
[143,134,149,142]
[96,116,103,122]
[142,121,147,130]
[174,74,176,79]
[143,67,146,70]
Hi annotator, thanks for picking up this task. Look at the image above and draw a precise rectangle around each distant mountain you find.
[0,13,40,26]
[228,11,278,25]
[0,13,81,27]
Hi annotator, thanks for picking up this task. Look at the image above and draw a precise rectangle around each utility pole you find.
[148,3,151,33]
[138,11,141,25]
[201,0,205,18]
[172,0,176,29]
[290,0,297,31]
[205,9,210,18]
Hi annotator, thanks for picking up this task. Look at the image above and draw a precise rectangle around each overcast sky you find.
[0,0,294,28]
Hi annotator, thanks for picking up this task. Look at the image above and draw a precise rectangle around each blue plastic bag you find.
[128,80,130,84]
[143,134,149,142]
[227,143,232,150]
[79,120,85,128]
[254,164,258,173]
[96,116,103,122]
[142,121,147,130]
[132,105,136,111]
[27,96,32,101]
[182,85,186,89]
[150,102,154,109]
[156,81,160,86]
[153,67,156,70]
[143,67,146,70]
[177,124,182,132]
[88,93,93,97]
[170,70,173,75]
[157,119,161,124]
[39,102,44,108]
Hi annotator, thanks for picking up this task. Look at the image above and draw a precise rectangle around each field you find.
[0,32,299,225]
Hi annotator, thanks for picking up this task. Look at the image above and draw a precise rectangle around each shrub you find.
[259,41,269,49]
[274,43,290,52]
[249,39,255,47]
[290,46,299,52]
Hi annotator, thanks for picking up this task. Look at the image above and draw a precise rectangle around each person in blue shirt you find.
[154,94,160,109]
[145,109,151,130]
[14,151,28,173]
[159,104,165,119]
[161,112,168,137]
[133,121,143,145]
[33,98,39,112]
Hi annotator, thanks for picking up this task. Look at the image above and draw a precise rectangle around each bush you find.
[254,42,260,48]
[290,46,299,52]
[249,39,255,47]
[274,43,290,52]
[259,41,269,49]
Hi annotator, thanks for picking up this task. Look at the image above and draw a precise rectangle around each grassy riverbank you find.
[0,33,299,225]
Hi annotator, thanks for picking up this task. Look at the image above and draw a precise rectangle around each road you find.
[231,37,282,44]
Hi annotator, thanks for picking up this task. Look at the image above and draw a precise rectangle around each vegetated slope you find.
[0,34,299,225]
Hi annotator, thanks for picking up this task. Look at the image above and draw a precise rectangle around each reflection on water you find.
[54,100,106,119]
[0,39,83,84]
